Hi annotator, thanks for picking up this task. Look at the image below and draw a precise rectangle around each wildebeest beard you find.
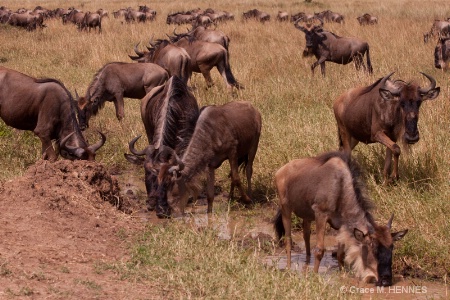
[303,47,314,57]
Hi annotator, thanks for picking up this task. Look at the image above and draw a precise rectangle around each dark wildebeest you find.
[153,101,261,217]
[81,11,102,33]
[166,12,195,25]
[169,34,243,91]
[0,66,106,161]
[333,72,440,182]
[424,20,450,43]
[294,18,373,76]
[125,76,200,217]
[314,10,345,24]
[273,151,408,286]
[7,11,44,31]
[276,11,289,22]
[125,8,146,23]
[242,9,270,23]
[434,36,450,70]
[129,39,192,85]
[175,26,230,51]
[77,62,169,130]
[63,9,85,29]
[357,13,378,26]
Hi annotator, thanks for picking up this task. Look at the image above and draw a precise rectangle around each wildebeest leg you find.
[373,132,401,182]
[281,207,292,269]
[353,53,364,71]
[302,220,312,256]
[229,156,252,204]
[113,93,125,120]
[383,147,393,183]
[206,167,215,213]
[313,212,327,272]
[34,126,58,161]
[199,65,214,88]
[337,242,345,270]
[311,57,327,76]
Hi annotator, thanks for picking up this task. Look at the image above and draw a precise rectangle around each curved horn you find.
[87,131,106,153]
[418,72,437,94]
[148,34,156,47]
[133,42,144,56]
[294,16,305,30]
[60,131,75,148]
[167,150,185,174]
[75,89,80,101]
[381,72,401,94]
[387,213,394,229]
[128,135,147,156]
[60,132,85,159]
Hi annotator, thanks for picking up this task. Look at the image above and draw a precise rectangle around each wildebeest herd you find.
[1,3,446,288]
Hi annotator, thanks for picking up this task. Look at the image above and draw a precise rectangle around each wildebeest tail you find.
[224,51,244,89]
[366,46,373,74]
[273,209,285,244]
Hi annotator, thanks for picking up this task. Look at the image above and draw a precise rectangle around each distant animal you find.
[273,151,408,286]
[125,76,199,217]
[424,20,450,43]
[166,11,195,25]
[0,66,105,161]
[153,101,261,217]
[124,8,147,23]
[129,39,192,85]
[276,11,289,22]
[294,18,373,76]
[62,9,85,29]
[6,11,44,30]
[314,10,345,24]
[434,36,450,70]
[357,13,378,25]
[333,72,439,182]
[76,62,169,130]
[242,9,270,23]
[81,11,102,32]
[168,34,243,91]
[290,12,313,23]
[174,26,230,51]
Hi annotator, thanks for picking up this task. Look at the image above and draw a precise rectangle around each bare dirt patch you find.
[0,160,152,299]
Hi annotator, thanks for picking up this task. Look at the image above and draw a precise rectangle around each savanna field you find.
[0,0,449,299]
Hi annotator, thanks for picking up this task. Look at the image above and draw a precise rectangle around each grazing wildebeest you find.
[434,36,450,70]
[242,9,270,23]
[125,8,146,23]
[276,11,289,22]
[333,72,440,182]
[81,11,102,33]
[357,13,378,26]
[314,10,345,24]
[294,18,373,76]
[424,20,450,43]
[77,62,169,130]
[153,101,261,217]
[168,34,243,91]
[273,151,408,286]
[166,12,195,25]
[7,11,44,31]
[63,9,85,29]
[0,66,106,161]
[125,76,200,217]
[129,39,192,85]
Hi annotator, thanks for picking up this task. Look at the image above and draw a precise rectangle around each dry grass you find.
[0,0,449,295]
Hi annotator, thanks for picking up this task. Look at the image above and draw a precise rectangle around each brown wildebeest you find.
[174,26,230,51]
[153,101,261,217]
[125,76,200,217]
[77,62,169,130]
[63,9,85,29]
[333,72,440,182]
[357,13,378,26]
[295,18,373,76]
[129,39,192,85]
[273,151,408,286]
[434,36,450,70]
[166,11,195,25]
[7,11,44,31]
[81,11,102,33]
[276,11,289,22]
[424,20,450,43]
[314,10,345,24]
[0,66,105,161]
[169,34,243,91]
[242,9,270,23]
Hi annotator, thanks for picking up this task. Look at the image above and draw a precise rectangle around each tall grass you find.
[0,0,449,293]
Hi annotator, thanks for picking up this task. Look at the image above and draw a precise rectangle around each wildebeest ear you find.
[392,229,408,241]
[353,228,366,242]
[421,87,440,101]
[379,88,396,101]
[124,153,145,165]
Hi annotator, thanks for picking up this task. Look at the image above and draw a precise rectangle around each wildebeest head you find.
[294,17,324,56]
[378,73,440,144]
[59,130,106,161]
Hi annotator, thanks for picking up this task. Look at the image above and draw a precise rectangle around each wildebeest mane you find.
[358,76,386,95]
[314,151,375,222]
[153,76,198,153]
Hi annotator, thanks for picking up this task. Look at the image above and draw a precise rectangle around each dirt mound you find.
[0,160,151,299]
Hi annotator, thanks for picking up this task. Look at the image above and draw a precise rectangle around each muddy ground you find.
[0,160,447,299]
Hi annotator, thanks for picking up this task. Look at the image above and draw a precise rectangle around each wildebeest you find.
[6,11,45,31]
[125,76,200,217]
[125,8,146,23]
[62,9,85,29]
[424,20,450,43]
[294,18,373,76]
[314,10,345,24]
[81,11,102,33]
[357,13,378,26]
[273,151,408,286]
[168,34,243,91]
[434,36,450,70]
[77,62,169,130]
[333,72,440,182]
[166,11,195,25]
[0,66,105,161]
[276,11,289,22]
[129,39,192,85]
[152,101,261,217]
[174,26,230,51]
[242,9,270,23]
